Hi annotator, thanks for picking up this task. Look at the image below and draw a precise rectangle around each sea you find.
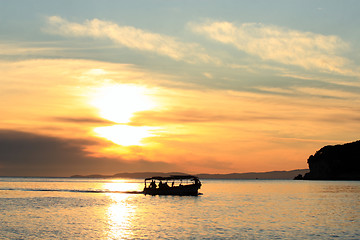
[0,178,359,240]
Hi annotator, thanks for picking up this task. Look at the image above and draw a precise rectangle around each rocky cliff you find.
[303,140,360,180]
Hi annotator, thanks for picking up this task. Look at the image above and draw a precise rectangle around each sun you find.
[90,83,158,146]
[91,84,155,123]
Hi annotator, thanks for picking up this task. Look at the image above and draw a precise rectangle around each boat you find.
[143,175,202,196]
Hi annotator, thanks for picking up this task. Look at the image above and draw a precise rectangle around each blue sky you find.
[1,1,359,93]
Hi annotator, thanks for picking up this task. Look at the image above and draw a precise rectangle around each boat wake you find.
[0,187,144,194]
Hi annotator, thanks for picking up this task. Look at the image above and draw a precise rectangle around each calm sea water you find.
[0,178,359,239]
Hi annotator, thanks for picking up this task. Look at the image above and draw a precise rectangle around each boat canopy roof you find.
[145,175,199,181]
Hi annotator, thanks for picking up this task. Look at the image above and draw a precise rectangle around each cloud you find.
[0,42,55,56]
[130,108,286,126]
[0,129,172,177]
[52,117,115,125]
[45,16,217,64]
[202,72,213,79]
[189,21,353,75]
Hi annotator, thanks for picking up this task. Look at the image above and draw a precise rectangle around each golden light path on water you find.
[90,83,159,146]
[103,180,143,239]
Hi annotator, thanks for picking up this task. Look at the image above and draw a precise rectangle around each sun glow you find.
[94,125,158,146]
[91,84,155,123]
[91,83,159,146]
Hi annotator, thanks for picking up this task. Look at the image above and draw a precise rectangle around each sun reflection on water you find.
[103,180,143,239]
[106,194,134,239]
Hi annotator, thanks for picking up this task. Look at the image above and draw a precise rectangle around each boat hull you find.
[143,184,201,196]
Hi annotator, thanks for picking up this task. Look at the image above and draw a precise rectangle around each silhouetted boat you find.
[143,175,202,196]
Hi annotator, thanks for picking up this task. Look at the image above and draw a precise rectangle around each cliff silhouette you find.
[303,140,360,180]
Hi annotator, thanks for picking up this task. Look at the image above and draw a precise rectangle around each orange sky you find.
[1,2,360,176]
[1,59,359,176]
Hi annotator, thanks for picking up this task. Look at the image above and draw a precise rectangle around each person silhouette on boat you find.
[158,181,169,189]
[150,180,157,189]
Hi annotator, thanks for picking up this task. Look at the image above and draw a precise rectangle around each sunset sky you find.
[1,0,360,176]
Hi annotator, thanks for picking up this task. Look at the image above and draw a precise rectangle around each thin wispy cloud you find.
[189,21,353,75]
[45,16,217,64]
[0,42,56,56]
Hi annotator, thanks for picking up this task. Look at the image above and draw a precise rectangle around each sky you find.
[1,0,360,177]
